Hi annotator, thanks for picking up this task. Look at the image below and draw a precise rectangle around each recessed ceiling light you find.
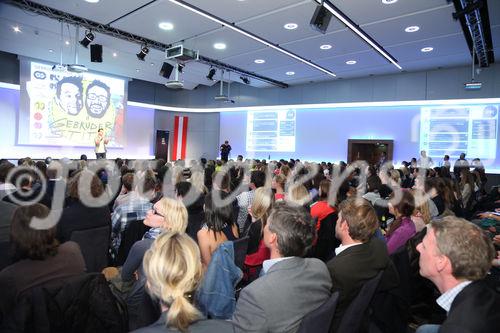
[405,26,420,33]
[85,0,100,3]
[150,62,155,66]
[136,69,140,72]
[213,43,226,50]
[158,22,174,30]
[48,49,54,53]
[421,47,433,52]
[284,23,298,30]
[320,44,332,50]
[65,40,70,45]
[254,59,265,64]
[112,52,117,57]
[346,60,357,65]
[286,71,295,76]
[13,26,21,33]
[382,0,398,4]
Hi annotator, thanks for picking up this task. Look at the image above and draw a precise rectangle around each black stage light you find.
[136,45,149,61]
[79,30,95,48]
[240,76,250,84]
[206,68,216,80]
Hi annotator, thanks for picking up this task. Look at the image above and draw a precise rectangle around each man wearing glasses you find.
[85,80,111,119]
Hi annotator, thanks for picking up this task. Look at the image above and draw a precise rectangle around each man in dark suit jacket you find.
[416,216,500,333]
[327,198,399,332]
[232,203,332,333]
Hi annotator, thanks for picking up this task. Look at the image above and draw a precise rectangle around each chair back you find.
[70,225,110,272]
[336,270,384,333]
[233,236,249,270]
[297,291,340,333]
[115,217,149,266]
[313,212,340,261]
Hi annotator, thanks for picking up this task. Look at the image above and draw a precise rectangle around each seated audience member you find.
[0,204,85,319]
[272,173,286,201]
[175,181,204,242]
[122,197,187,283]
[310,179,336,231]
[56,170,111,242]
[236,170,266,233]
[459,168,475,209]
[286,183,311,208]
[411,189,431,233]
[0,200,16,244]
[416,216,500,333]
[2,168,41,205]
[386,190,417,254]
[232,204,332,333]
[327,198,398,332]
[131,232,233,333]
[110,171,156,254]
[0,161,16,200]
[113,172,136,210]
[197,193,239,270]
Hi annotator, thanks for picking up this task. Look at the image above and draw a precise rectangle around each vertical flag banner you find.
[171,115,188,160]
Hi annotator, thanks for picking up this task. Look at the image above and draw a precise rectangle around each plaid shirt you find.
[111,192,152,253]
[436,280,472,313]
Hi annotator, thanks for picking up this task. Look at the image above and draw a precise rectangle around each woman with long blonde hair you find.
[133,232,233,333]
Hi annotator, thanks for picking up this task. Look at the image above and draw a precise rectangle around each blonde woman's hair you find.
[412,189,431,225]
[287,184,311,206]
[250,187,274,224]
[189,170,208,194]
[156,197,188,233]
[389,169,401,185]
[143,233,203,332]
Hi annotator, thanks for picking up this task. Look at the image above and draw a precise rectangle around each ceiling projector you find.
[66,64,88,73]
[165,80,184,89]
[464,81,482,90]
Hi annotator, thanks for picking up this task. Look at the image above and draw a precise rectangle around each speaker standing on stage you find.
[95,128,109,159]
[220,140,232,162]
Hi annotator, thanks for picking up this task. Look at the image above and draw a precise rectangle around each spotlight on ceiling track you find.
[79,30,94,48]
[136,45,149,61]
[240,76,250,85]
[206,68,216,80]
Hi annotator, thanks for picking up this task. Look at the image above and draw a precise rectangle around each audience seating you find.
[70,225,110,273]
[114,217,150,266]
[312,212,340,262]
[297,291,340,333]
[233,236,249,270]
[336,270,384,333]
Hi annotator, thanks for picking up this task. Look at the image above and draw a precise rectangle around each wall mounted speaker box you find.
[90,44,103,63]
[310,5,332,34]
[159,62,174,79]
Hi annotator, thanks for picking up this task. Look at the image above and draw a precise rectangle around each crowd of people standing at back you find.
[0,152,499,332]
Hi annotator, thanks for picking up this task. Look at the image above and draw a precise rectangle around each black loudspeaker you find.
[310,5,332,34]
[155,130,169,160]
[90,44,103,63]
[159,62,174,79]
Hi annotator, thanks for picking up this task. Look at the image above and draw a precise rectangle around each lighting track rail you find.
[5,0,288,88]
[168,0,337,77]
[312,0,402,70]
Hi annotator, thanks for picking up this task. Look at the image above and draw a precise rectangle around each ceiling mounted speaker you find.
[159,62,174,79]
[90,44,103,63]
[310,5,332,34]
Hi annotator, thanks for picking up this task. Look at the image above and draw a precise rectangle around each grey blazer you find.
[131,312,234,333]
[232,257,332,333]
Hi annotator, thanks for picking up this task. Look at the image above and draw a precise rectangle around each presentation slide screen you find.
[18,59,127,147]
[220,100,500,173]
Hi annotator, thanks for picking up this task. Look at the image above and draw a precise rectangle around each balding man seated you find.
[232,203,332,333]
[416,216,500,333]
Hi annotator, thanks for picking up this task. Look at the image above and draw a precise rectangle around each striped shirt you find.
[436,280,472,313]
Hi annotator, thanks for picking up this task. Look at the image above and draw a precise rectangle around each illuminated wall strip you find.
[314,0,402,70]
[169,0,336,77]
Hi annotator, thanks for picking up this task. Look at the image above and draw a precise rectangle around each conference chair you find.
[70,225,110,273]
[297,291,340,333]
[233,236,249,270]
[115,220,150,266]
[312,212,340,262]
[336,270,384,333]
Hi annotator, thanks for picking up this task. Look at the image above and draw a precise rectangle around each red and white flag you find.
[171,115,188,160]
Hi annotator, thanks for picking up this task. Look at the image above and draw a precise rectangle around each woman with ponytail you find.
[132,232,234,333]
